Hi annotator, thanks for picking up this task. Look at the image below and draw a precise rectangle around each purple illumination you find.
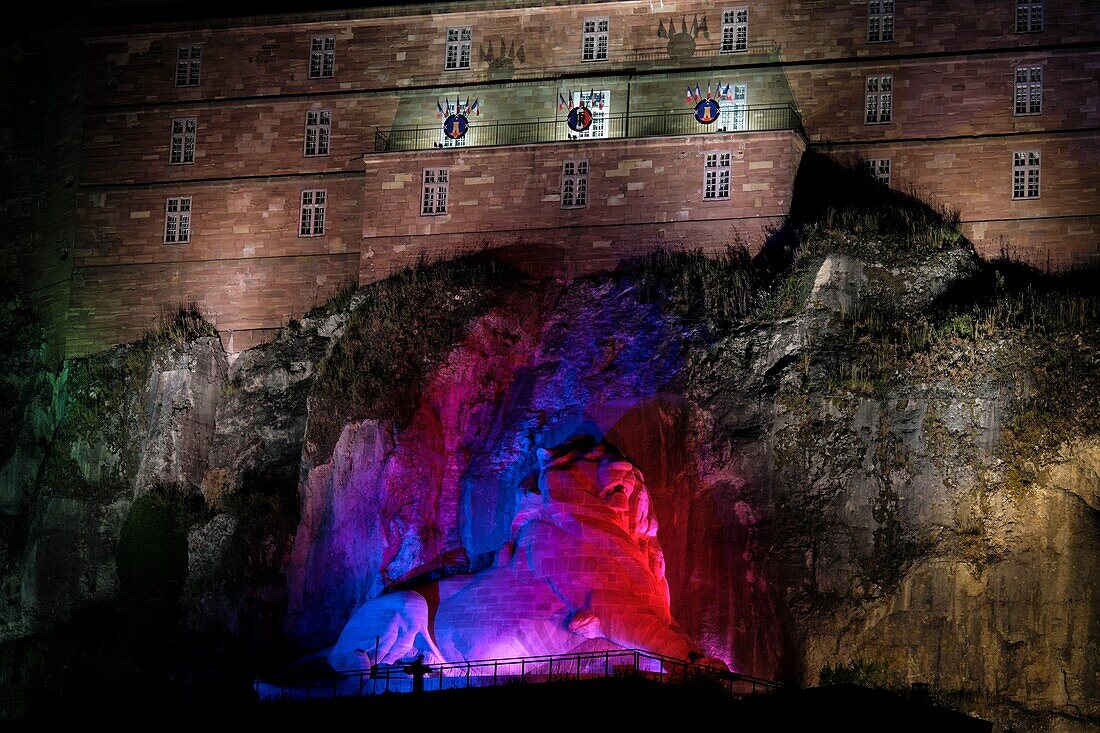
[327,436,722,671]
[289,283,778,676]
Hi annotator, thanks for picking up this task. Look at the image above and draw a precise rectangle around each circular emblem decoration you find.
[567,105,594,133]
[443,113,469,140]
[694,98,721,125]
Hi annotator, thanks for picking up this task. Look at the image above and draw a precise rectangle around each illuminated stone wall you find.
[49,0,1100,355]
[360,131,805,280]
[68,177,361,355]
[86,0,1098,103]
[823,131,1100,268]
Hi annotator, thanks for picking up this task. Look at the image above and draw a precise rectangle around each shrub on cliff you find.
[307,254,519,465]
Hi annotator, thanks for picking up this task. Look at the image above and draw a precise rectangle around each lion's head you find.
[533,435,658,542]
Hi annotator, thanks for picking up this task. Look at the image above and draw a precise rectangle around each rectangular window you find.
[309,36,336,79]
[164,197,192,244]
[421,168,449,216]
[1012,151,1040,199]
[175,44,202,87]
[582,18,609,61]
[1014,66,1043,115]
[169,118,196,165]
[865,75,893,124]
[299,190,327,236]
[444,27,473,70]
[718,84,748,131]
[863,158,892,186]
[304,110,331,156]
[571,90,611,139]
[721,8,749,53]
[1016,0,1043,32]
[704,152,732,200]
[868,0,895,42]
[561,159,589,209]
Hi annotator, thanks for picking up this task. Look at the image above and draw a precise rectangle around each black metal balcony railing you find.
[373,103,802,153]
[254,647,782,703]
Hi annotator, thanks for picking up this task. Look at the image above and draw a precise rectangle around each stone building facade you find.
[7,0,1099,356]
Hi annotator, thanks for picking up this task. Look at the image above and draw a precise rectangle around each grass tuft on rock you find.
[631,246,764,330]
[306,254,520,465]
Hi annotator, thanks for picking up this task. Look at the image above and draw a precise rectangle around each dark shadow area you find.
[150,678,991,730]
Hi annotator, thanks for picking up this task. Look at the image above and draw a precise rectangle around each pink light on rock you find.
[327,435,725,671]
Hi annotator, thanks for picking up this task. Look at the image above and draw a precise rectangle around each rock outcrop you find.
[0,245,1095,730]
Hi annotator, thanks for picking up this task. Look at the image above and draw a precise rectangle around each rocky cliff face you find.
[0,237,1095,729]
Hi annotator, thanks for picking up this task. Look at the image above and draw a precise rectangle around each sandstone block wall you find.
[69,175,362,355]
[47,1,1100,355]
[825,130,1100,267]
[361,131,804,279]
[87,0,1098,104]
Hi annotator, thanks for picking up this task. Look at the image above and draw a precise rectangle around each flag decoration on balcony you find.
[558,90,602,133]
[686,81,733,125]
[436,96,480,140]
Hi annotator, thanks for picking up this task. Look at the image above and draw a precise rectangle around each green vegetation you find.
[633,246,764,329]
[0,287,45,468]
[824,269,1100,395]
[305,281,359,320]
[41,303,218,500]
[820,659,901,689]
[628,155,971,332]
[790,152,964,263]
[116,488,198,602]
[308,255,519,464]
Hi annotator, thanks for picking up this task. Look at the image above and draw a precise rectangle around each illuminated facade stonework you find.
[8,0,1099,356]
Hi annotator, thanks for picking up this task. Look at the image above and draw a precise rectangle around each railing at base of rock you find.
[373,104,802,153]
[254,647,781,703]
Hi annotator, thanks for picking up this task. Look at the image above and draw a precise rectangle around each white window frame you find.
[1012,151,1040,199]
[164,197,192,244]
[703,152,732,200]
[582,17,609,62]
[175,44,202,87]
[299,189,327,236]
[421,168,449,216]
[571,90,611,140]
[444,27,473,70]
[863,158,892,186]
[169,118,196,165]
[561,159,589,209]
[1016,0,1043,32]
[868,0,895,42]
[718,84,748,132]
[309,36,336,79]
[304,110,331,157]
[720,8,749,54]
[865,75,893,124]
[1014,66,1043,116]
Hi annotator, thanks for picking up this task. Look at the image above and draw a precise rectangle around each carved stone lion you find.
[328,435,720,670]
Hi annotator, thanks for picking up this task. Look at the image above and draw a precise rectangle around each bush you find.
[632,246,764,329]
[820,659,899,689]
[307,255,519,464]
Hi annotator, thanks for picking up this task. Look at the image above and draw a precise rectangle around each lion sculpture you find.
[327,435,720,671]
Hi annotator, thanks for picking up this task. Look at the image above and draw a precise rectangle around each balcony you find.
[373,103,802,153]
